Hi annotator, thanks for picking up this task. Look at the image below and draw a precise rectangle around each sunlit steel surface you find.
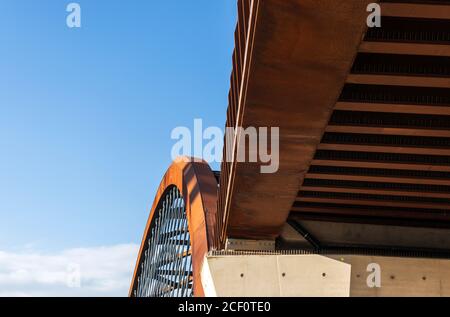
[133,186,193,297]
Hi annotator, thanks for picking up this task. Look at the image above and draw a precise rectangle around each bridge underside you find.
[221,0,450,254]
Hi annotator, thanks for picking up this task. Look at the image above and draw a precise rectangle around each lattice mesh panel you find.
[133,186,193,297]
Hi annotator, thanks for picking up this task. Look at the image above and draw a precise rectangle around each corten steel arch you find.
[129,157,218,297]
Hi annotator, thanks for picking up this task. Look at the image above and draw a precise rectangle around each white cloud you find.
[0,243,139,297]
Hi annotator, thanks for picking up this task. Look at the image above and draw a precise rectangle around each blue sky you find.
[0,1,236,295]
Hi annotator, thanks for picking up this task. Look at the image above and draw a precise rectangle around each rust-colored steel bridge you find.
[130,0,450,297]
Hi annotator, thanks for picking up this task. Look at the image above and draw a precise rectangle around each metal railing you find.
[133,186,193,297]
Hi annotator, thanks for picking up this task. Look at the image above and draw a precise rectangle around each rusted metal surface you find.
[334,102,450,116]
[346,74,450,88]
[219,0,376,240]
[359,42,450,57]
[381,1,450,19]
[129,158,218,297]
[216,0,255,248]
[216,0,450,251]
[292,0,450,251]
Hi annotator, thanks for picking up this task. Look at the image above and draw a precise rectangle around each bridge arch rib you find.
[129,157,218,297]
